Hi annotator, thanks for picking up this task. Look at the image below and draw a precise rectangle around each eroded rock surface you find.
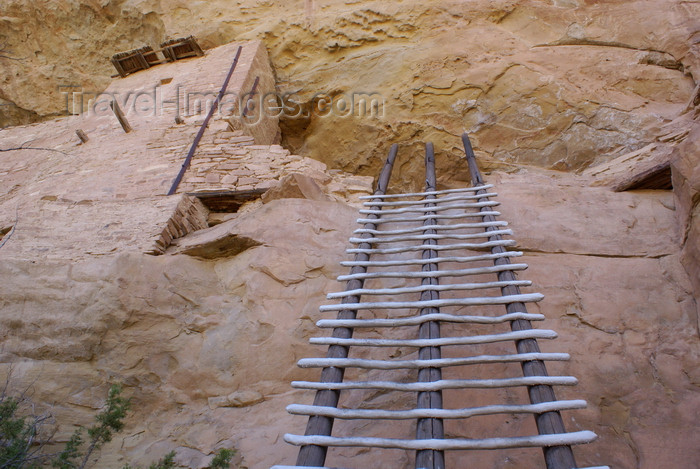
[0,198,358,468]
[1,169,698,468]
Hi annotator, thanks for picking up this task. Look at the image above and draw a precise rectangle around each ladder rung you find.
[317,311,545,328]
[354,220,507,235]
[360,184,494,199]
[327,280,532,299]
[287,399,587,420]
[347,239,516,254]
[348,229,513,245]
[291,376,579,391]
[363,192,498,207]
[297,352,569,369]
[340,251,522,268]
[336,263,528,282]
[359,201,499,215]
[357,210,501,224]
[310,328,556,347]
[319,293,544,312]
[283,430,598,450]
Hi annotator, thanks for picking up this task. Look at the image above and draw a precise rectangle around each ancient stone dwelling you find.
[0,1,699,468]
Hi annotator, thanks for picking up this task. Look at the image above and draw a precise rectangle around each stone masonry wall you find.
[0,40,372,261]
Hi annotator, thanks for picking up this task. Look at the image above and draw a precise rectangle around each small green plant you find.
[147,452,176,469]
[122,448,234,469]
[53,384,131,469]
[0,383,54,469]
[0,395,32,468]
[0,379,235,469]
[209,449,234,469]
[122,451,176,469]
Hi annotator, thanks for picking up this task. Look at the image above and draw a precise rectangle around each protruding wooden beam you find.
[110,100,132,133]
[75,129,89,143]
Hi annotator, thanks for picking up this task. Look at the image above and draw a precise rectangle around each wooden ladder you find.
[272,134,609,469]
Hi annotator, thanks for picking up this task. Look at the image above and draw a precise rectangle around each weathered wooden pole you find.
[415,142,445,469]
[296,143,399,466]
[110,100,132,133]
[461,132,579,469]
[167,45,243,195]
[241,76,260,119]
[75,129,89,143]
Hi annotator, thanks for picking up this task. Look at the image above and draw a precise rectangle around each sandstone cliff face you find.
[672,122,700,321]
[0,1,699,469]
[1,168,697,468]
[0,199,360,468]
[0,0,167,120]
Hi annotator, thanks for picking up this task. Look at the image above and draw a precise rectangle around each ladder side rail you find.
[415,142,445,469]
[461,133,579,469]
[296,144,399,466]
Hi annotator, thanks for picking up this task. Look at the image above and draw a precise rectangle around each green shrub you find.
[0,388,53,468]
[0,381,235,469]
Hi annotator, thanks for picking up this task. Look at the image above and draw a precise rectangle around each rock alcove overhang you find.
[266,14,696,188]
[160,190,269,259]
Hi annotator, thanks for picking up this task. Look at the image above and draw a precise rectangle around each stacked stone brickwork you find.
[148,196,209,255]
